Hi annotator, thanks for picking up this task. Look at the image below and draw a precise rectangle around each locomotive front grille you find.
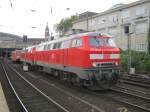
[92,62,115,67]
[101,62,114,67]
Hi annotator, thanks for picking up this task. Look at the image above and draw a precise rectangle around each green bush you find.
[120,51,128,71]
[120,51,150,73]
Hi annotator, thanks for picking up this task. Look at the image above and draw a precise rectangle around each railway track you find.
[109,87,150,112]
[123,74,150,85]
[124,74,150,80]
[9,61,150,112]
[120,78,150,89]
[1,62,70,112]
[114,84,150,99]
[3,61,105,112]
[36,73,150,112]
[0,62,22,112]
[105,75,150,112]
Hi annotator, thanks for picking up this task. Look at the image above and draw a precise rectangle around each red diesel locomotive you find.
[11,50,22,62]
[21,32,121,89]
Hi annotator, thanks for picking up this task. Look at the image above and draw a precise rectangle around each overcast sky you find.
[0,0,138,38]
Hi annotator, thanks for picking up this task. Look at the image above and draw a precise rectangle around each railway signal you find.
[124,25,133,74]
[23,35,28,71]
[23,35,28,43]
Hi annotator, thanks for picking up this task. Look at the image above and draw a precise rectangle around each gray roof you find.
[0,32,22,41]
[78,11,98,19]
[73,0,150,23]
[0,32,45,43]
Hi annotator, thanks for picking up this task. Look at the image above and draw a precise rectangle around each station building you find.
[72,0,150,52]
[0,32,45,57]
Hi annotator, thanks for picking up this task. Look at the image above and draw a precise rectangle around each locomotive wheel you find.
[53,70,59,77]
[98,79,111,90]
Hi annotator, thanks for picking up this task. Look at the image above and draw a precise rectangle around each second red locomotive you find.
[11,50,22,62]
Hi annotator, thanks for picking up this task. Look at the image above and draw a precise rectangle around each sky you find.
[0,0,138,38]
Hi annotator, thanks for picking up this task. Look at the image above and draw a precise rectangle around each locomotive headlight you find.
[115,62,119,66]
[92,62,101,67]
[90,54,104,59]
[92,62,97,67]
[110,54,120,59]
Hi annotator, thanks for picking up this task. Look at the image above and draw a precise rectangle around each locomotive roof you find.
[70,32,112,37]
[24,32,112,50]
[41,32,112,45]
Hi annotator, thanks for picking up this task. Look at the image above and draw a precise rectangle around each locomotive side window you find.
[61,40,71,49]
[53,43,57,49]
[37,45,45,51]
[71,39,82,47]
[41,45,45,51]
[52,42,62,49]
[72,40,76,47]
[76,39,82,47]
[44,45,47,50]
[47,44,51,50]
[57,42,62,49]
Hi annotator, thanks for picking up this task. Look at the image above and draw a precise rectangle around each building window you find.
[135,23,147,34]
[136,7,146,16]
[108,15,118,22]
[98,17,106,24]
[89,19,93,26]
[121,10,130,19]
[136,44,146,51]
[89,18,96,26]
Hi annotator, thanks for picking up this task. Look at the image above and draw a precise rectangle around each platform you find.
[0,82,10,112]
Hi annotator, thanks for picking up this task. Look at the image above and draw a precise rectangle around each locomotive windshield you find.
[90,37,116,47]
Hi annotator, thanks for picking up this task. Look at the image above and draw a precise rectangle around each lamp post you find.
[124,25,132,74]
[86,12,89,31]
[147,9,150,54]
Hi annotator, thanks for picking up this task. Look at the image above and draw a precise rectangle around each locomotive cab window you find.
[89,37,116,47]
[71,39,82,47]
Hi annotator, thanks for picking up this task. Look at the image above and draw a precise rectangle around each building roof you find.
[73,0,150,23]
[0,32,21,41]
[78,11,98,19]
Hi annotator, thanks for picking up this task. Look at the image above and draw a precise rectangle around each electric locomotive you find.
[21,32,121,89]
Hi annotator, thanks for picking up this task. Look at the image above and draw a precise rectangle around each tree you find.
[148,26,150,54]
[55,15,78,36]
